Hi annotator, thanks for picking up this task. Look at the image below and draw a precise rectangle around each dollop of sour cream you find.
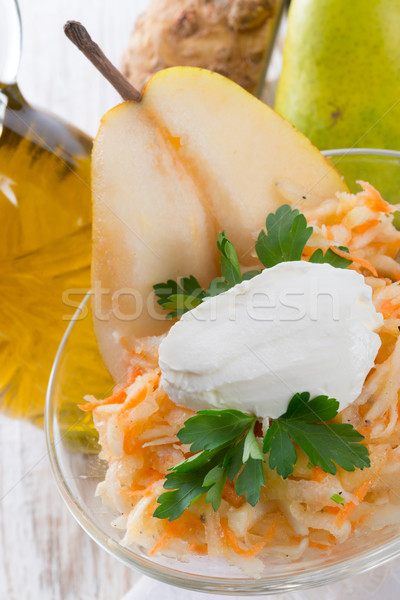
[159,262,383,420]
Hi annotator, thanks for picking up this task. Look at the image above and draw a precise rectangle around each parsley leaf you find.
[255,205,313,267]
[217,231,242,287]
[177,409,254,452]
[309,246,352,269]
[153,276,206,319]
[243,421,264,461]
[255,205,352,270]
[242,269,262,280]
[235,457,266,506]
[153,470,209,520]
[153,231,246,318]
[154,410,265,521]
[285,422,368,474]
[170,448,222,473]
[206,277,230,297]
[153,447,229,520]
[283,392,339,422]
[263,392,370,478]
[204,466,227,511]
[263,421,297,479]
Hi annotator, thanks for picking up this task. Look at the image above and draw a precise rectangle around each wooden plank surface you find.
[0,2,148,598]
[0,416,139,599]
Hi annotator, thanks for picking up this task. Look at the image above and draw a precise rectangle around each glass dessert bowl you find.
[45,149,400,595]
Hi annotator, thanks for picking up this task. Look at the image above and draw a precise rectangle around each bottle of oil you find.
[0,0,93,429]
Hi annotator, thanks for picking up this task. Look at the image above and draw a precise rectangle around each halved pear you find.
[92,102,218,381]
[92,67,347,380]
[143,68,348,264]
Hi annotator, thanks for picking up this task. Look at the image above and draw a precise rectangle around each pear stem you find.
[64,21,142,102]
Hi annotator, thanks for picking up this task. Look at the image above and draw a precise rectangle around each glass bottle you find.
[0,0,92,424]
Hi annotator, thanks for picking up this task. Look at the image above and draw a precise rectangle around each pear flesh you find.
[92,67,347,381]
[92,101,218,381]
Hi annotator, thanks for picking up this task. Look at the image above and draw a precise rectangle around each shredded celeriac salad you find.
[81,182,400,572]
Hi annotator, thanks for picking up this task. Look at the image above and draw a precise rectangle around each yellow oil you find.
[0,82,95,439]
[54,299,114,455]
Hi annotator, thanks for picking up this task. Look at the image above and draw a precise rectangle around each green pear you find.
[275,0,400,150]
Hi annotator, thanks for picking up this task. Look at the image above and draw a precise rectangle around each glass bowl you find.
[46,149,400,595]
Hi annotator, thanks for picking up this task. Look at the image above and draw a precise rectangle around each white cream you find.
[159,262,383,420]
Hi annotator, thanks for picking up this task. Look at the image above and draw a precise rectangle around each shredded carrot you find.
[119,488,148,499]
[348,264,363,274]
[302,245,317,257]
[117,385,149,417]
[335,478,375,529]
[119,473,162,499]
[325,226,335,241]
[330,246,378,276]
[149,533,171,556]
[311,466,326,483]
[220,514,278,557]
[78,388,128,412]
[188,543,208,555]
[151,538,208,557]
[128,366,144,384]
[352,219,380,235]
[379,298,400,319]
[358,180,392,214]
[309,540,332,551]
[165,511,204,538]
[222,481,245,508]
[79,367,146,412]
[289,535,302,544]
[358,425,371,437]
[122,429,146,455]
[149,512,206,556]
[323,505,340,515]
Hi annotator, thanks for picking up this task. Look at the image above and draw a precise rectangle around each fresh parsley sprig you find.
[154,231,260,318]
[263,392,370,478]
[216,232,242,287]
[255,205,352,269]
[153,276,206,319]
[154,205,352,318]
[153,394,370,521]
[153,410,265,521]
[255,205,313,267]
[308,247,352,269]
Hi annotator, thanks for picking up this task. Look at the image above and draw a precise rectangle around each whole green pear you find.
[275,0,400,150]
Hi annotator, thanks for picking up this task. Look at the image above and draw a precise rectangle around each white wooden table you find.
[0,2,149,598]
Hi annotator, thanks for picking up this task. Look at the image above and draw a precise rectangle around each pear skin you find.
[275,0,400,150]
